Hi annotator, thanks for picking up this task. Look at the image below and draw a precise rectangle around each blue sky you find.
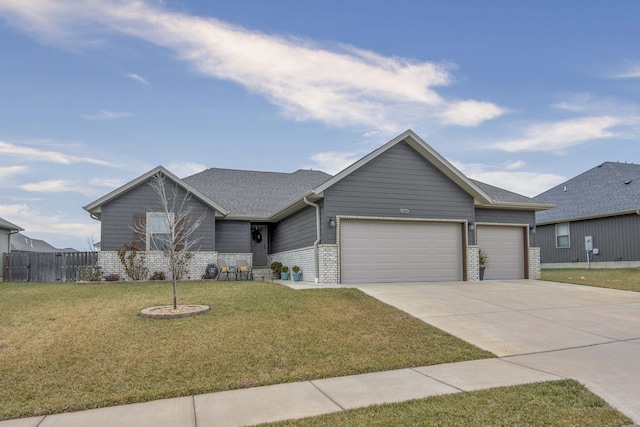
[1,0,639,250]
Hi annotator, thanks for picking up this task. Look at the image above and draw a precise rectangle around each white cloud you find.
[0,139,114,166]
[126,72,149,85]
[610,62,640,79]
[0,0,504,131]
[168,162,207,177]
[80,110,132,120]
[504,160,525,170]
[308,151,363,175]
[0,165,27,178]
[89,177,125,188]
[491,116,629,153]
[439,100,505,127]
[21,179,80,193]
[452,161,566,197]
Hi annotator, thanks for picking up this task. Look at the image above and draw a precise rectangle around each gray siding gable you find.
[322,141,474,244]
[100,177,215,251]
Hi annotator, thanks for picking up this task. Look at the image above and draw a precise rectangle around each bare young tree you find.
[136,172,207,309]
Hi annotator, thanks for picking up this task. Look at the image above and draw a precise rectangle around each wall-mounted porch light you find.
[468,221,475,231]
[328,216,336,227]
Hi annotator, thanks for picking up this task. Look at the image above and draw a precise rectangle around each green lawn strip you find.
[0,280,492,420]
[263,380,632,427]
[542,268,640,292]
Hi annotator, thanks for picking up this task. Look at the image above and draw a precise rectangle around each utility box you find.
[585,236,593,252]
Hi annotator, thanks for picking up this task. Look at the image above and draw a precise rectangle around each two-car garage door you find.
[340,220,463,284]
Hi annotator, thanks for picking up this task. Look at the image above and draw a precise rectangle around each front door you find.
[250,224,268,267]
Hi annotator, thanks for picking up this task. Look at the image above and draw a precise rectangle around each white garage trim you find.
[476,224,527,280]
[338,216,466,284]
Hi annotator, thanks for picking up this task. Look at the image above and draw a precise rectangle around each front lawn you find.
[0,280,492,420]
[263,380,632,427]
[542,268,640,292]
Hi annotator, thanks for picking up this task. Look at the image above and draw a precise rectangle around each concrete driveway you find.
[353,279,640,423]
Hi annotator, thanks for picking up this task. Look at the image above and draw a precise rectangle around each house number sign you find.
[400,208,410,214]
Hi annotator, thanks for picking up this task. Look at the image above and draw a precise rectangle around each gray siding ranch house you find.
[535,161,640,268]
[84,130,552,284]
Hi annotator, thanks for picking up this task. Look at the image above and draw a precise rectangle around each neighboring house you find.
[0,217,23,281]
[535,161,640,268]
[9,233,77,253]
[84,130,552,284]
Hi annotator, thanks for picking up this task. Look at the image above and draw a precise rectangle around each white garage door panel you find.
[341,221,462,284]
[477,225,525,280]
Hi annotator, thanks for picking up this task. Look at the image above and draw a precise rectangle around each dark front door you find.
[250,224,268,267]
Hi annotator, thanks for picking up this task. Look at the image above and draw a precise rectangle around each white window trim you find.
[555,222,570,249]
[147,212,174,251]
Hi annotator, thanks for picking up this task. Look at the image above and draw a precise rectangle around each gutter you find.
[303,196,320,284]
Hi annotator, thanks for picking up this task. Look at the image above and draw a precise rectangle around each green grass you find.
[542,268,640,292]
[0,280,492,420]
[262,380,632,427]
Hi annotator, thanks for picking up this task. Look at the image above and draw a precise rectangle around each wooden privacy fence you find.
[3,251,98,282]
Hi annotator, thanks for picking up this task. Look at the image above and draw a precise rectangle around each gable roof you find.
[272,130,551,220]
[535,161,640,224]
[84,131,550,223]
[183,168,331,219]
[84,166,229,220]
[0,217,23,232]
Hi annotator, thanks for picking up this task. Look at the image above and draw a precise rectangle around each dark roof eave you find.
[477,201,556,211]
[536,208,640,225]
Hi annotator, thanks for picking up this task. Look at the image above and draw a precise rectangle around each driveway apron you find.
[353,279,640,422]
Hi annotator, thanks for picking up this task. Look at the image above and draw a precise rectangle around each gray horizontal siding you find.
[474,208,535,225]
[537,214,640,263]
[101,179,215,251]
[323,141,474,244]
[215,220,250,253]
[272,204,318,253]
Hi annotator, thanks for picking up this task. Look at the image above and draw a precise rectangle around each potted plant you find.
[270,261,282,279]
[281,265,290,280]
[292,265,302,282]
[479,249,488,281]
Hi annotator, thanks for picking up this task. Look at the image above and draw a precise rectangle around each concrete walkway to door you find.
[352,279,640,423]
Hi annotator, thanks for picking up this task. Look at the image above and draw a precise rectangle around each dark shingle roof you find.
[10,233,76,252]
[535,162,640,224]
[183,168,332,218]
[470,179,546,205]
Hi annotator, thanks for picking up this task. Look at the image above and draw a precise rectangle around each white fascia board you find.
[83,166,229,218]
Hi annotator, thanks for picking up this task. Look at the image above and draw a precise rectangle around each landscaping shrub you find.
[116,243,148,280]
[150,271,166,281]
[77,265,102,281]
[103,273,121,282]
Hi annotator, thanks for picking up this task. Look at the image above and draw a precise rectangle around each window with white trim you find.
[148,212,173,250]
[556,222,570,248]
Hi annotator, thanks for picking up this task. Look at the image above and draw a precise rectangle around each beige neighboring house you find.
[0,217,23,281]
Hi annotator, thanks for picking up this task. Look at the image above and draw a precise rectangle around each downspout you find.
[303,196,320,284]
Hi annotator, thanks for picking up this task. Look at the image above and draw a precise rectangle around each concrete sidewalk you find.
[0,358,562,427]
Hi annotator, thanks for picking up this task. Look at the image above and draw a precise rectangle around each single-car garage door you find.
[340,220,463,284]
[476,225,525,280]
